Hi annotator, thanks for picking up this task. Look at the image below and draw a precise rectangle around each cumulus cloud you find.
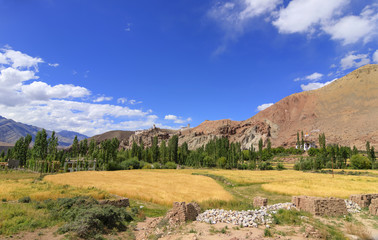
[257,103,274,111]
[373,50,378,63]
[164,114,192,124]
[210,0,377,46]
[0,47,166,136]
[300,78,337,91]
[295,72,323,81]
[93,96,113,103]
[273,0,347,34]
[340,52,370,70]
[2,49,43,69]
[117,98,127,104]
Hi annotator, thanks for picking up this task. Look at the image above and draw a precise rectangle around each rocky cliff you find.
[88,64,378,150]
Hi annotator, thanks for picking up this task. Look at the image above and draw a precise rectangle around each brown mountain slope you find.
[249,64,378,149]
[179,64,378,149]
[97,64,378,150]
[88,130,135,144]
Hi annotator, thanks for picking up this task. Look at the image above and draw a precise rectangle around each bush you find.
[120,157,140,170]
[164,161,177,169]
[258,161,273,170]
[152,162,161,169]
[276,163,285,170]
[106,161,122,171]
[248,161,256,170]
[18,196,31,203]
[237,163,248,170]
[40,196,133,239]
[142,163,152,169]
[307,148,319,156]
[217,157,227,169]
[350,154,371,169]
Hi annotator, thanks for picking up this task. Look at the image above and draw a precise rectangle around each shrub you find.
[120,158,140,170]
[18,196,31,203]
[237,163,248,170]
[164,161,177,169]
[217,157,227,169]
[307,148,319,156]
[152,162,161,169]
[350,154,371,169]
[276,163,285,170]
[258,161,273,170]
[41,196,133,239]
[248,161,256,170]
[106,162,122,171]
[142,163,152,169]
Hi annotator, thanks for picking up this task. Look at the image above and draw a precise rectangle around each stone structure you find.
[253,197,268,207]
[369,198,378,216]
[350,194,378,208]
[99,198,130,208]
[165,202,201,226]
[292,196,347,216]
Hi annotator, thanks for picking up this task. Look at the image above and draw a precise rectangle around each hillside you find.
[70,64,378,150]
[0,116,88,147]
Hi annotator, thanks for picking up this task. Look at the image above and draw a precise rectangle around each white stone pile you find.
[196,202,295,228]
[345,199,361,213]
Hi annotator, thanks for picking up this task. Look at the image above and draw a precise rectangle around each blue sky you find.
[0,0,377,136]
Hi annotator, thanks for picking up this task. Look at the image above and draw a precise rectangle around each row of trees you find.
[1,129,376,172]
[295,134,376,170]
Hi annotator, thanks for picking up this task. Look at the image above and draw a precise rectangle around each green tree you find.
[34,129,48,175]
[267,138,272,154]
[151,136,159,162]
[88,139,96,157]
[370,146,376,169]
[352,145,358,155]
[168,135,179,163]
[48,131,59,160]
[301,131,304,149]
[72,136,79,158]
[258,138,263,160]
[159,140,167,163]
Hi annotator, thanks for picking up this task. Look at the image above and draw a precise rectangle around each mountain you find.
[0,116,88,147]
[43,64,377,150]
[98,64,377,150]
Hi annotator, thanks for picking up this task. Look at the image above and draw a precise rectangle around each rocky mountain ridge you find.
[111,64,378,150]
[0,116,87,147]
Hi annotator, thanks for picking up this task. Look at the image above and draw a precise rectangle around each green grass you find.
[0,202,61,235]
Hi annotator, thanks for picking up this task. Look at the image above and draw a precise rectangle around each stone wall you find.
[369,198,378,216]
[350,194,378,208]
[253,197,268,207]
[292,196,347,216]
[165,202,201,226]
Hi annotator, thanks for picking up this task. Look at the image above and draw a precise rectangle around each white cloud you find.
[340,52,370,70]
[323,7,378,45]
[294,72,323,81]
[300,79,337,91]
[273,0,347,34]
[129,99,142,105]
[48,63,59,67]
[0,47,169,136]
[208,0,282,54]
[22,81,90,101]
[2,49,43,69]
[164,114,192,124]
[93,96,113,103]
[373,50,378,63]
[117,97,127,104]
[257,103,274,111]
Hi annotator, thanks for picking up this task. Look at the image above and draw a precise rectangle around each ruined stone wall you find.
[253,197,268,207]
[165,202,201,226]
[350,194,378,208]
[292,196,347,216]
[369,198,378,216]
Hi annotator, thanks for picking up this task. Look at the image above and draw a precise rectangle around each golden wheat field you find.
[44,170,234,206]
[189,169,378,198]
[0,172,109,201]
[44,169,378,204]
